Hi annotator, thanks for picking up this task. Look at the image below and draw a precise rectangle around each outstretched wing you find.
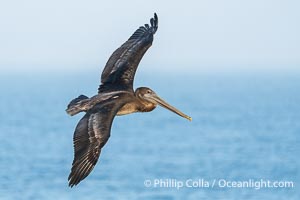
[98,13,158,93]
[68,100,124,187]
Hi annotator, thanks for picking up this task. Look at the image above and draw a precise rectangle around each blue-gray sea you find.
[0,69,299,199]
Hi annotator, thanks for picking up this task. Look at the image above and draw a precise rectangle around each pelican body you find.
[66,13,191,187]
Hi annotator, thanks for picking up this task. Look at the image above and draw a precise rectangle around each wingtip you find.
[128,13,158,40]
[151,12,158,32]
[68,176,79,188]
[153,13,158,24]
[69,183,75,188]
[68,182,78,188]
[68,175,75,187]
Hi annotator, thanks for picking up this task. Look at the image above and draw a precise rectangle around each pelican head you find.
[135,87,192,121]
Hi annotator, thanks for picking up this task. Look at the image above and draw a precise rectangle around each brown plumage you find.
[66,13,191,187]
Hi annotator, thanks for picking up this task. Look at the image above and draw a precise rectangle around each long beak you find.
[149,94,192,121]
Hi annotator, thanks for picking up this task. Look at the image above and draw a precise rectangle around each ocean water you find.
[0,70,299,199]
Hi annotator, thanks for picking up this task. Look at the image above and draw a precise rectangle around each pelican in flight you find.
[66,13,191,187]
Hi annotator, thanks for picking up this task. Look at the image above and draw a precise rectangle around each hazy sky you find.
[0,0,299,72]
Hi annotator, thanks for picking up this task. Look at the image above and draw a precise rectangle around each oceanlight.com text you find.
[143,178,294,190]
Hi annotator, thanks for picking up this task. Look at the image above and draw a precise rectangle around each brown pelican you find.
[66,13,191,187]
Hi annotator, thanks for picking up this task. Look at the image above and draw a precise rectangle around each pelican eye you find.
[147,90,151,94]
